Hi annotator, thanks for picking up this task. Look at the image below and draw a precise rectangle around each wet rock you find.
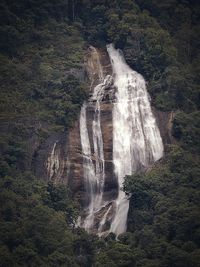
[32,46,175,233]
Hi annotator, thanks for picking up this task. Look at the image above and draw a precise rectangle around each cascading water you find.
[79,103,96,231]
[106,44,164,235]
[79,47,113,232]
[46,142,59,180]
[79,44,164,236]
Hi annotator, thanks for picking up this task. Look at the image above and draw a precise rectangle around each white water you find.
[88,45,104,89]
[106,44,164,236]
[79,47,113,231]
[79,44,163,236]
[46,142,60,180]
[79,103,96,231]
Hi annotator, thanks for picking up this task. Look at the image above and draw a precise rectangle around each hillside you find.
[0,0,199,266]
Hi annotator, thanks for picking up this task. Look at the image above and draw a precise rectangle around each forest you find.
[0,0,199,266]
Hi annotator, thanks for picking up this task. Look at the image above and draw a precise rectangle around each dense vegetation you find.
[0,172,104,266]
[0,0,199,266]
[122,145,200,267]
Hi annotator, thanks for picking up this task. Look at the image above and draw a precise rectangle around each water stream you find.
[107,44,164,235]
[79,44,164,236]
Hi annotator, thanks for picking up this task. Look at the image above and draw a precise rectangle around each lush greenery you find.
[0,173,97,267]
[122,145,200,267]
[0,0,199,266]
[0,0,88,130]
[76,0,200,112]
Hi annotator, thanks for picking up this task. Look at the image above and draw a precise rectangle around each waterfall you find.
[79,103,96,231]
[46,142,60,180]
[79,44,164,236]
[106,44,164,236]
[79,80,110,232]
[79,47,113,231]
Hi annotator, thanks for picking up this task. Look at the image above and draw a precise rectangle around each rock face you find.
[33,46,117,204]
[66,46,117,206]
[33,130,67,183]
[32,45,175,234]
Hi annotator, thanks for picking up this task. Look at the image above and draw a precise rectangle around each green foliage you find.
[123,145,200,267]
[95,242,134,267]
[172,111,200,153]
[0,1,87,128]
[76,0,200,112]
[0,130,27,175]
[0,173,95,266]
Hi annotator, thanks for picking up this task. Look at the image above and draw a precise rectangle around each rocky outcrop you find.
[64,46,118,205]
[32,129,67,182]
[153,109,176,145]
[32,46,117,205]
[32,45,175,213]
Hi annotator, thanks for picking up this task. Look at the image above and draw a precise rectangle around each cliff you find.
[32,46,174,217]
